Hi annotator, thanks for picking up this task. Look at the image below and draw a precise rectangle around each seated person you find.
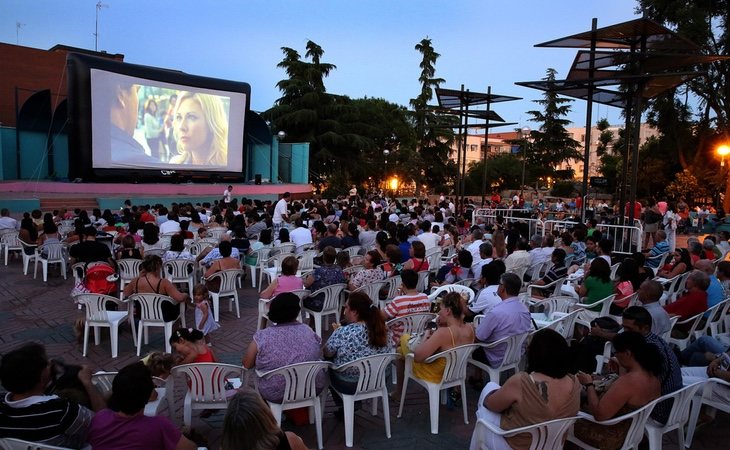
[573,331,662,449]
[259,256,303,300]
[664,270,710,322]
[0,343,105,448]
[123,255,190,322]
[88,362,196,450]
[642,230,670,269]
[203,241,241,292]
[470,329,580,450]
[530,248,568,298]
[576,258,614,313]
[656,248,692,279]
[303,246,346,311]
[466,260,506,321]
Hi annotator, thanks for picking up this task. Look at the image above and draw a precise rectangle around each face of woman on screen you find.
[175,98,211,160]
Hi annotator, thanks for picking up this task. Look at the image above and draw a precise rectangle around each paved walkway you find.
[0,237,726,449]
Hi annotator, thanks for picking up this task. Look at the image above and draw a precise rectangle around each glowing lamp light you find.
[718,144,730,167]
[388,176,399,191]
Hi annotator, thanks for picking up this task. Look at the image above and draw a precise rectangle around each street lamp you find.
[718,143,730,212]
[718,144,730,167]
[520,126,531,192]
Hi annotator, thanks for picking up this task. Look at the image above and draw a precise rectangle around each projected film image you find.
[90,69,246,172]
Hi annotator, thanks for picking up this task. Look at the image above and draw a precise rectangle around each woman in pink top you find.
[260,255,303,299]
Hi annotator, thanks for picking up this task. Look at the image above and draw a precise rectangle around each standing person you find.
[192,285,220,345]
[143,98,163,160]
[272,192,290,240]
[663,202,678,253]
[88,362,196,450]
[349,184,358,205]
[223,185,233,207]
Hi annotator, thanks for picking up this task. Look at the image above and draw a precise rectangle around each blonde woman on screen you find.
[171,91,228,165]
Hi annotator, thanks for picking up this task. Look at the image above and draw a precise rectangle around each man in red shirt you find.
[664,270,710,321]
[625,201,642,220]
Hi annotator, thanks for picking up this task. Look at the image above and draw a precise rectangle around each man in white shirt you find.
[417,220,440,250]
[159,213,181,234]
[223,185,233,205]
[272,192,290,238]
[528,234,553,278]
[504,238,532,276]
[0,209,19,232]
[467,259,504,320]
[466,229,485,263]
[470,242,494,282]
[289,218,313,251]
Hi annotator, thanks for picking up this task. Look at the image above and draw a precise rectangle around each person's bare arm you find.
[242,341,258,369]
[77,365,106,412]
[162,279,189,304]
[286,431,309,450]
[583,374,633,421]
[484,373,521,412]
[413,328,445,363]
[260,279,278,299]
[175,435,197,450]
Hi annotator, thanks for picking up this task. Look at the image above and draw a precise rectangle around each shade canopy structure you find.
[434,86,521,209]
[517,16,727,225]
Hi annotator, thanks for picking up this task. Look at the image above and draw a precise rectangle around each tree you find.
[595,118,614,157]
[665,168,711,204]
[464,153,522,193]
[410,38,457,193]
[525,68,582,178]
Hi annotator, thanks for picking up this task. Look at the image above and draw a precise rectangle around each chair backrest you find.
[416,270,430,293]
[205,269,242,294]
[117,259,142,281]
[343,245,362,257]
[427,284,476,304]
[144,248,166,258]
[276,242,296,254]
[424,343,480,385]
[544,309,581,340]
[343,265,364,276]
[0,438,74,450]
[543,295,578,316]
[257,361,331,406]
[655,382,705,433]
[75,293,126,323]
[309,283,346,312]
[386,313,437,336]
[425,246,443,269]
[671,272,691,302]
[91,371,117,395]
[454,278,477,290]
[188,241,213,257]
[206,229,227,241]
[473,314,485,330]
[383,275,402,301]
[172,363,244,403]
[661,316,680,342]
[508,265,528,281]
[71,262,86,284]
[129,293,177,322]
[39,242,65,261]
[703,298,730,336]
[1,232,21,248]
[527,262,548,283]
[473,416,578,450]
[163,259,195,280]
[484,332,529,370]
[296,243,316,253]
[441,245,456,261]
[353,280,387,303]
[297,250,318,272]
[333,353,398,395]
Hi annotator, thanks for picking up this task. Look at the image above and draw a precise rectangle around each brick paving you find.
[0,236,726,449]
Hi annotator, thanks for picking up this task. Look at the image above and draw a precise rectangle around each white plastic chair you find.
[352,279,387,304]
[144,248,166,258]
[379,275,402,309]
[669,272,691,304]
[468,332,529,383]
[685,378,730,448]
[667,304,720,350]
[398,343,481,434]
[170,362,245,427]
[1,231,22,265]
[297,249,318,274]
[203,268,242,322]
[0,438,75,450]
[574,294,616,328]
[343,245,362,257]
[256,361,332,450]
[162,259,195,296]
[645,252,670,272]
[386,313,438,338]
[129,293,179,355]
[18,240,38,275]
[523,276,567,301]
[472,416,579,450]
[188,241,213,258]
[543,309,582,341]
[416,270,430,293]
[426,247,443,274]
[566,399,659,450]
[75,293,130,358]
[296,243,316,253]
[644,382,705,450]
[116,259,142,300]
[301,283,347,337]
[427,284,476,304]
[525,261,548,285]
[703,298,730,336]
[331,353,398,447]
[243,247,271,289]
[257,289,309,330]
[34,242,67,282]
[260,253,292,290]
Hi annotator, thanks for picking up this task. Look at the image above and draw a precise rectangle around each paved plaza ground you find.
[0,235,727,449]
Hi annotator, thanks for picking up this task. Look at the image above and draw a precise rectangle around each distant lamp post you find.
[718,144,730,167]
[718,144,730,211]
[520,126,531,192]
[389,176,399,192]
[277,130,286,140]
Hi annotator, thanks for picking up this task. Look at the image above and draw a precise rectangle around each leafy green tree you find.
[464,154,522,193]
[525,68,582,178]
[665,168,711,204]
[410,38,456,193]
[595,118,614,157]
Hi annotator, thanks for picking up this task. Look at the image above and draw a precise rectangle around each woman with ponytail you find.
[573,331,662,449]
[324,291,392,413]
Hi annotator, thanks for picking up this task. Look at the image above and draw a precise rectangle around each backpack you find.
[84,263,117,295]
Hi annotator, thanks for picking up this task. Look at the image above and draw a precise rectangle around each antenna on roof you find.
[94,1,109,52]
[15,22,25,45]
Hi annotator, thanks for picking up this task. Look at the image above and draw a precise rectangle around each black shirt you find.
[69,240,112,264]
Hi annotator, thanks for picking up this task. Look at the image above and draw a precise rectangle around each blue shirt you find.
[706,275,725,310]
[647,241,670,268]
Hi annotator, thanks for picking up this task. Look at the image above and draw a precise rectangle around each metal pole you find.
[481,86,492,206]
[582,18,598,222]
[455,84,465,215]
[628,35,647,226]
[462,90,470,212]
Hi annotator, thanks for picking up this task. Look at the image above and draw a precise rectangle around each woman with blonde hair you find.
[171,91,228,165]
[222,390,308,450]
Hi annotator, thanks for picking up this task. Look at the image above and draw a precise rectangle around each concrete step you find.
[40,197,98,213]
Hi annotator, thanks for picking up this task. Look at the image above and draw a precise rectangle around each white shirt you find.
[466,239,484,262]
[223,188,232,203]
[290,226,313,249]
[418,232,440,250]
[0,216,19,230]
[273,198,288,224]
[469,285,501,314]
[159,220,181,234]
[471,257,493,280]
[504,250,532,274]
